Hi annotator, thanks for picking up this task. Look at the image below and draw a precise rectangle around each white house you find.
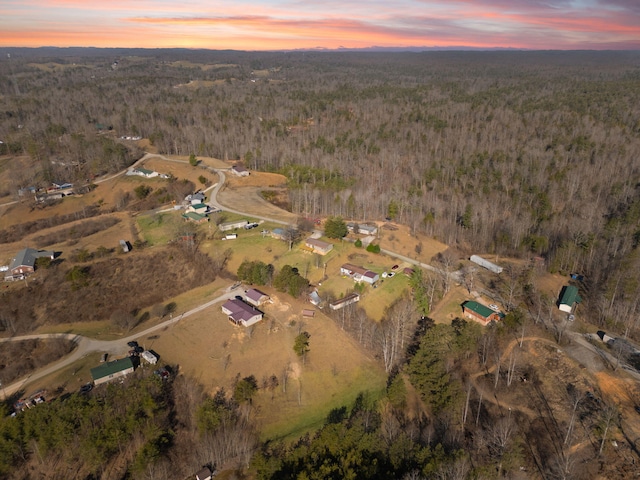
[340,263,379,284]
[330,293,360,310]
[219,219,248,231]
[231,164,250,177]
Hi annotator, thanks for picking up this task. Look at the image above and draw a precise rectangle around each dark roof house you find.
[5,247,55,280]
[245,288,270,306]
[221,299,263,327]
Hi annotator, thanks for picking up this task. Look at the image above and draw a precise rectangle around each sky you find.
[1,0,640,51]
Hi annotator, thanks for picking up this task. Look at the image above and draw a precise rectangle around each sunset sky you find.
[2,0,640,50]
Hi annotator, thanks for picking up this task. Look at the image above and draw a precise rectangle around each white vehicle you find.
[489,304,499,311]
[382,272,388,278]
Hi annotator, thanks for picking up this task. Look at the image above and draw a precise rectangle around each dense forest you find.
[2,49,640,478]
[1,49,640,336]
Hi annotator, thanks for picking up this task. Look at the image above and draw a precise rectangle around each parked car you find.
[392,264,399,270]
[100,353,108,363]
[489,304,499,311]
[387,272,396,278]
[80,383,93,393]
[127,341,138,348]
[382,272,388,278]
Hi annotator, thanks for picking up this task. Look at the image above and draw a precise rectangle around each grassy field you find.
[146,289,387,441]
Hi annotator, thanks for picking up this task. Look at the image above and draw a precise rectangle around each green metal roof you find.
[182,212,207,221]
[559,285,581,306]
[91,357,134,381]
[462,300,495,319]
[135,167,154,175]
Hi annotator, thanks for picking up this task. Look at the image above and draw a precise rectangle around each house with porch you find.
[221,299,263,327]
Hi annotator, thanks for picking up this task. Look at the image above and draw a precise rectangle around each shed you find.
[302,309,315,318]
[195,466,213,480]
[309,291,322,306]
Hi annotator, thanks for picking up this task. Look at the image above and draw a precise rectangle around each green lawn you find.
[137,212,182,246]
[256,364,387,442]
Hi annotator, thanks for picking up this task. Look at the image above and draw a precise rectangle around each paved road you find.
[0,285,242,400]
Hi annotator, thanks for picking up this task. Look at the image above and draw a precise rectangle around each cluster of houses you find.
[181,191,214,224]
[17,181,75,203]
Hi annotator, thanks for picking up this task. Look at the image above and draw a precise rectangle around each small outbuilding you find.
[141,350,159,365]
[195,466,213,480]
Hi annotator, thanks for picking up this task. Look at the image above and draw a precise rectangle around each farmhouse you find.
[304,238,334,255]
[245,288,270,306]
[219,219,248,231]
[461,301,501,326]
[90,357,135,386]
[221,299,263,327]
[231,164,250,176]
[4,247,55,281]
[558,285,581,313]
[340,263,379,284]
[330,293,361,310]
[181,212,208,224]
